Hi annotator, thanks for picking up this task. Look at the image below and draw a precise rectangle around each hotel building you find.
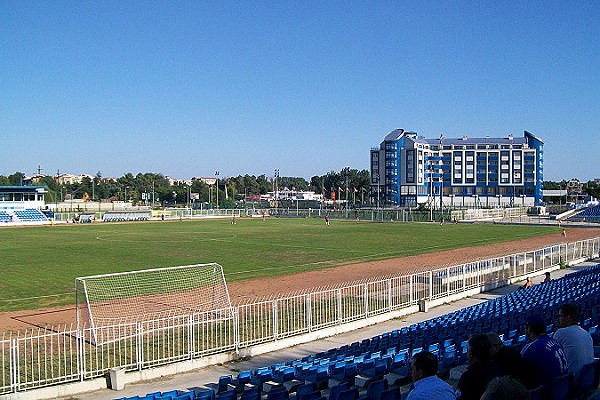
[370,129,544,208]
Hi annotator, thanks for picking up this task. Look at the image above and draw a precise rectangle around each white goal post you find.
[75,263,233,344]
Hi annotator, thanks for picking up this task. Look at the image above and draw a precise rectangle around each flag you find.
[338,187,344,192]
[353,187,358,193]
[331,191,336,200]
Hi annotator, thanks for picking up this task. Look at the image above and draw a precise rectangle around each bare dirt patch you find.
[2,227,598,333]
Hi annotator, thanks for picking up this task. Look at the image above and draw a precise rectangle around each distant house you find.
[566,179,583,194]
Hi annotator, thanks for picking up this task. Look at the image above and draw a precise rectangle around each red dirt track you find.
[2,227,599,333]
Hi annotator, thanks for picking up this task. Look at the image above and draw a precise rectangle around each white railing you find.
[1,237,599,395]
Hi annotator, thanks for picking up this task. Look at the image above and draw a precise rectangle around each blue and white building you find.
[370,129,544,208]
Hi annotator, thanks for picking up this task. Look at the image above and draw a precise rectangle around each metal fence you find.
[1,237,599,395]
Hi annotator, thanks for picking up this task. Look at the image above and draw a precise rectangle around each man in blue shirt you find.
[521,314,568,396]
[407,351,455,400]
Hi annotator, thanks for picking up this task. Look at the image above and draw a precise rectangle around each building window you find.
[406,150,415,183]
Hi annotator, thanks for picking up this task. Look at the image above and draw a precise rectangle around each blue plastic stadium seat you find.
[377,387,400,400]
[195,390,215,400]
[328,382,349,400]
[337,388,359,400]
[216,391,236,400]
[547,372,572,400]
[362,379,388,400]
[298,391,321,400]
[174,392,195,400]
[266,387,289,400]
[236,371,252,386]
[295,383,315,399]
[573,359,598,399]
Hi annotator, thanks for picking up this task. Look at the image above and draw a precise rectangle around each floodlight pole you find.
[215,171,220,209]
[55,169,59,212]
[274,169,279,215]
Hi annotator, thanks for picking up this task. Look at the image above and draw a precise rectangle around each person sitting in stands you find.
[543,272,551,283]
[480,376,529,400]
[407,351,455,400]
[519,277,532,290]
[553,303,594,385]
[521,314,568,397]
[455,334,501,400]
[485,332,528,386]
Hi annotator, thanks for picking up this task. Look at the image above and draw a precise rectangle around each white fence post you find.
[10,338,18,393]
[136,322,143,371]
[233,309,240,354]
[188,314,194,360]
[364,284,369,318]
[428,271,433,300]
[77,328,85,382]
[306,294,312,332]
[337,289,343,324]
[446,267,450,297]
[387,280,392,312]
[272,300,278,340]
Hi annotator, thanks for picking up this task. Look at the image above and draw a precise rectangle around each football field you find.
[0,218,560,312]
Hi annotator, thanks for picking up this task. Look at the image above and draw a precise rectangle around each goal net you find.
[76,263,233,344]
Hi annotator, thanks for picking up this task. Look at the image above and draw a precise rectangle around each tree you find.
[543,181,561,190]
[584,180,600,200]
[38,176,59,203]
[310,175,325,195]
[8,172,25,186]
[256,175,271,194]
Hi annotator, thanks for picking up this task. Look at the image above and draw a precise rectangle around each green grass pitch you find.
[0,218,560,312]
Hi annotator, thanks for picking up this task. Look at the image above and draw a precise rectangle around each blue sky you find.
[1,1,598,182]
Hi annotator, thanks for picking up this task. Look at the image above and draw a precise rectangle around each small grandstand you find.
[102,210,152,222]
[564,204,600,224]
[0,186,50,225]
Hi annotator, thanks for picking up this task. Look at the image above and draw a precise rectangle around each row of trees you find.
[3,171,597,208]
[0,167,372,208]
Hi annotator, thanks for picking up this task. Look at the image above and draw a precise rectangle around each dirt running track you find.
[2,227,599,333]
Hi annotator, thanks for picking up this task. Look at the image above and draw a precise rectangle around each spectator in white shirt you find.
[553,303,594,385]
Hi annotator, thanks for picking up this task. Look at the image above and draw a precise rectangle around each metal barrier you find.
[1,237,599,395]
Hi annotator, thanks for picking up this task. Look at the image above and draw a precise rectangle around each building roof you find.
[381,130,541,147]
[383,129,405,141]
[412,135,528,146]
[543,190,568,196]
[0,186,47,193]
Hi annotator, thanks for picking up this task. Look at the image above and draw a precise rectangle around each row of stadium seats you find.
[0,211,10,222]
[115,264,600,400]
[573,205,600,222]
[0,208,48,222]
[103,211,151,222]
[115,389,194,400]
